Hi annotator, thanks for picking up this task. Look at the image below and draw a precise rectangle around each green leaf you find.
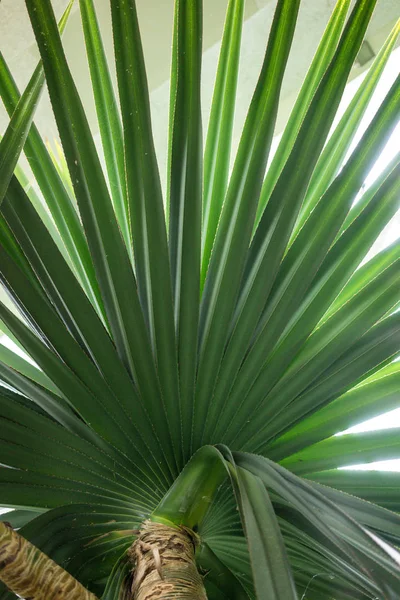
[3,178,97,352]
[0,509,45,530]
[294,18,400,237]
[45,138,77,203]
[0,362,94,440]
[152,446,227,530]
[167,0,203,460]
[0,1,74,204]
[296,360,400,447]
[0,418,158,517]
[13,162,74,269]
[79,0,130,257]
[281,428,400,475]
[201,0,245,289]
[111,0,182,469]
[0,468,132,511]
[208,70,400,445]
[101,552,132,600]
[338,151,400,237]
[193,0,301,452]
[254,0,351,228]
[0,294,153,466]
[308,484,400,548]
[0,61,44,204]
[236,240,400,450]
[0,52,105,320]
[266,319,400,459]
[279,518,381,598]
[4,181,176,487]
[205,0,379,446]
[204,534,253,591]
[0,341,60,396]
[236,452,400,596]
[25,0,177,479]
[321,226,400,325]
[220,447,299,600]
[0,582,16,600]
[2,180,181,487]
[305,470,400,512]
[216,155,400,445]
[2,177,165,465]
[196,543,250,600]
[0,203,42,291]
[0,389,161,504]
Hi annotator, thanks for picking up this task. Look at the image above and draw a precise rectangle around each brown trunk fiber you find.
[129,520,207,599]
[0,521,98,599]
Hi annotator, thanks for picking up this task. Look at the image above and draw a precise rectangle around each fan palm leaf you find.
[0,0,399,598]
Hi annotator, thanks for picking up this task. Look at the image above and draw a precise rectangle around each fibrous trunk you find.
[129,520,207,599]
[0,521,97,599]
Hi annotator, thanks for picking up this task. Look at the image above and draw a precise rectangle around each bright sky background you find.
[0,46,399,516]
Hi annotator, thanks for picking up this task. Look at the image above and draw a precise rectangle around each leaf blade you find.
[168,0,203,460]
[111,0,182,468]
[294,18,400,236]
[193,0,301,451]
[201,0,245,289]
[79,0,130,256]
[254,0,352,227]
[219,447,298,600]
[0,0,74,204]
[25,0,177,478]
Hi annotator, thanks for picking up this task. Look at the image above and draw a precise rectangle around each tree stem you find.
[129,520,207,599]
[0,521,98,600]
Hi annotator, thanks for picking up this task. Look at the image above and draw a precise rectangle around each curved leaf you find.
[219,447,297,600]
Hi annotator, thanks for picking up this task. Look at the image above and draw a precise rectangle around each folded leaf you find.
[219,447,297,600]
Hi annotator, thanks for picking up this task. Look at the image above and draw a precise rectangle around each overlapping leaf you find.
[0,0,399,598]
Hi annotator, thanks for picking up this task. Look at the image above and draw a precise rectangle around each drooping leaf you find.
[218,447,298,600]
[236,452,400,597]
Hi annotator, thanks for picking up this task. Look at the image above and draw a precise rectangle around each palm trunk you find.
[129,520,207,599]
[0,521,97,600]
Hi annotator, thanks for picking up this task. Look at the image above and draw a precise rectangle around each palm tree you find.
[0,0,399,597]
